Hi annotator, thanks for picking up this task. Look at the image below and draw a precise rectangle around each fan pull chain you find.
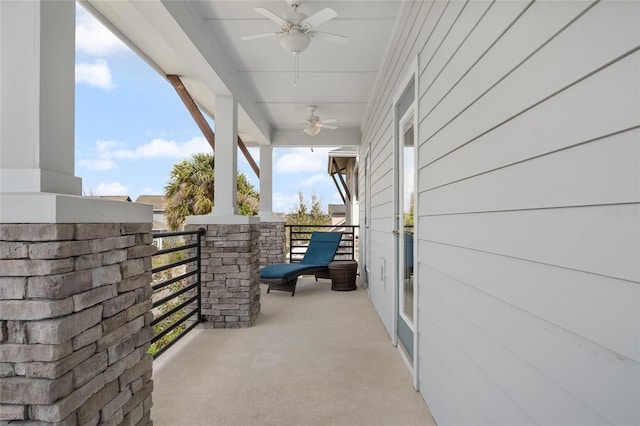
[294,53,299,86]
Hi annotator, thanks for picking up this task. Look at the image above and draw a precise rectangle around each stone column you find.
[187,222,261,328]
[259,221,286,267]
[0,223,156,425]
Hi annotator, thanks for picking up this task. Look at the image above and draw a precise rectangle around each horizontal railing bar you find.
[152,282,199,309]
[155,242,198,256]
[151,256,198,274]
[152,228,205,238]
[152,270,198,292]
[151,307,198,343]
[151,294,199,327]
[152,319,200,358]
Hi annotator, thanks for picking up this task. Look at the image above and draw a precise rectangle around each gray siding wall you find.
[360,1,640,424]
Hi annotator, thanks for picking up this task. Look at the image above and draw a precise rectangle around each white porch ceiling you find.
[79,0,402,147]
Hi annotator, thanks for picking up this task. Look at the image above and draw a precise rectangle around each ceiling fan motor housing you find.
[286,0,302,8]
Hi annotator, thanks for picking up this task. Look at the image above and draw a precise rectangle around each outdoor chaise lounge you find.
[260,231,342,296]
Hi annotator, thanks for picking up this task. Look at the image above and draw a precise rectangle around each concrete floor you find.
[151,277,436,426]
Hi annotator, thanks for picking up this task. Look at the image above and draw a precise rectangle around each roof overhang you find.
[328,147,358,175]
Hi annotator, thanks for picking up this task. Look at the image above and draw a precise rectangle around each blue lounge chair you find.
[260,231,342,296]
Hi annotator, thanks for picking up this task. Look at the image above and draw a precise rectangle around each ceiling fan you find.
[241,0,348,56]
[300,105,337,136]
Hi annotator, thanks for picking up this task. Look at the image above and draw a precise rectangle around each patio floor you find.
[151,277,436,426]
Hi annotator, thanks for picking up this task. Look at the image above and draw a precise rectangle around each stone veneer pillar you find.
[0,223,156,425]
[186,223,260,328]
[258,221,286,267]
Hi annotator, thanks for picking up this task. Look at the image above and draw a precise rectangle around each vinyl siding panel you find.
[361,0,640,424]
[419,55,640,192]
[419,128,640,215]
[361,1,428,334]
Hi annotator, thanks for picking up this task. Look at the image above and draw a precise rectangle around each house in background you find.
[135,195,168,231]
[1,1,638,425]
[327,204,346,226]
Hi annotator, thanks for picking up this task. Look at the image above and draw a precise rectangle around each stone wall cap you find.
[0,193,152,223]
[186,214,260,225]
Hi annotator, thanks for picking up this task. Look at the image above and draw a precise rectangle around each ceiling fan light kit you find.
[303,125,322,136]
[301,105,338,136]
[241,0,348,84]
[279,30,310,55]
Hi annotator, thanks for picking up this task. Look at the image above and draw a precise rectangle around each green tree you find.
[285,193,330,256]
[404,192,415,228]
[164,153,259,230]
[286,192,329,226]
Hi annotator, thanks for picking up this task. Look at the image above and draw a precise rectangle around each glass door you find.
[363,151,371,291]
[396,111,415,360]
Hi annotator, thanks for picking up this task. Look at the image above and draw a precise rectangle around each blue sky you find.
[74,5,342,214]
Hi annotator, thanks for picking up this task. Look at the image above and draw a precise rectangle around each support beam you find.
[166,74,260,179]
[332,158,351,202]
[238,136,259,178]
[167,74,215,150]
[331,174,346,204]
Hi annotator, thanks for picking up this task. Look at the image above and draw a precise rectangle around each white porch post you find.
[259,145,276,218]
[212,95,238,217]
[0,0,149,223]
[0,0,80,195]
[0,3,154,424]
[258,145,284,267]
[186,95,261,327]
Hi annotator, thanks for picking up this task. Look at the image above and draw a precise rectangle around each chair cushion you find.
[301,232,342,265]
[260,263,326,280]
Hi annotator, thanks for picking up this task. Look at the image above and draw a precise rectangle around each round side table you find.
[328,261,358,291]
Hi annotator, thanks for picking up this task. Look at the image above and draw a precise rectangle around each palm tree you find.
[164,153,259,230]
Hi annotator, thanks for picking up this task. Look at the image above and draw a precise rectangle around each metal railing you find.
[150,228,206,359]
[285,224,359,263]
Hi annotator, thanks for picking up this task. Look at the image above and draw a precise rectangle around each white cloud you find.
[274,147,331,174]
[78,158,118,171]
[298,173,331,187]
[79,137,211,171]
[273,192,300,213]
[76,7,129,56]
[76,60,114,90]
[113,137,211,160]
[95,182,129,195]
[78,140,121,170]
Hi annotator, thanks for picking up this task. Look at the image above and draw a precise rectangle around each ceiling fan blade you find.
[301,8,337,28]
[240,32,280,41]
[321,118,337,124]
[317,123,338,130]
[254,7,288,27]
[309,31,349,45]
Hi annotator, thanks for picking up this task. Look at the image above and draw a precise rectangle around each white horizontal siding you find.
[423,241,640,363]
[353,0,640,425]
[421,265,635,425]
[361,1,431,335]
[419,127,640,215]
[419,53,640,191]
[419,1,639,165]
[408,0,640,424]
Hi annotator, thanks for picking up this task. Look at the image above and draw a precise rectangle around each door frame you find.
[392,57,419,390]
[363,146,372,294]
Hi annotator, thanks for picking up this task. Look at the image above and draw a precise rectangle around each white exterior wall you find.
[360,1,640,425]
